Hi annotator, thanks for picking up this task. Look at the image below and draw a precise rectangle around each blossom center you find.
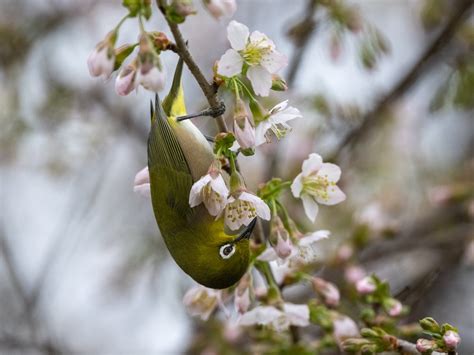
[226,199,257,222]
[241,40,270,66]
[203,183,224,204]
[302,174,335,202]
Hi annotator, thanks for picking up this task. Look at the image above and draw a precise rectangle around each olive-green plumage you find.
[147,59,250,289]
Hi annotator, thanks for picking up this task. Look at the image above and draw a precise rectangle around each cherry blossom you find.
[355,276,377,294]
[189,164,229,216]
[254,100,302,146]
[311,277,340,307]
[291,153,346,222]
[224,192,270,231]
[217,21,287,96]
[443,330,461,349]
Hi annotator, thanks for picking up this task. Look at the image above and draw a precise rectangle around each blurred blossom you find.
[115,62,139,96]
[239,303,309,331]
[203,0,237,19]
[463,239,474,266]
[336,244,353,262]
[291,153,346,222]
[356,276,376,294]
[223,322,242,343]
[217,21,287,96]
[311,277,340,307]
[385,298,403,317]
[133,166,151,197]
[355,202,398,234]
[183,286,222,321]
[428,185,454,206]
[255,100,302,146]
[443,330,461,349]
[234,273,251,314]
[344,265,366,284]
[333,316,360,348]
[189,162,229,216]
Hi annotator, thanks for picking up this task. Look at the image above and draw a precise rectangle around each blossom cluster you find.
[90,1,463,353]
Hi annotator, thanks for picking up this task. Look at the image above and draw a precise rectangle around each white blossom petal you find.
[291,174,304,197]
[283,303,310,327]
[315,185,346,206]
[227,20,249,51]
[217,49,244,77]
[189,175,212,207]
[239,306,283,326]
[239,192,271,220]
[270,100,288,113]
[261,50,288,74]
[316,163,342,183]
[301,194,319,222]
[247,65,272,97]
[302,153,323,176]
[270,106,302,125]
[299,230,330,246]
[249,31,274,49]
[254,121,271,146]
[209,174,229,198]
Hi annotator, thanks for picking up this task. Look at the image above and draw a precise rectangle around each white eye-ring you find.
[219,243,235,259]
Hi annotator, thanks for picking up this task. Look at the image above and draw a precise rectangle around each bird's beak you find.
[232,218,257,243]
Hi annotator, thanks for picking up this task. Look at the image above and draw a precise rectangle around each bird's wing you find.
[148,96,196,230]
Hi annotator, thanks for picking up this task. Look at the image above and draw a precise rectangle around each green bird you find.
[147,59,253,289]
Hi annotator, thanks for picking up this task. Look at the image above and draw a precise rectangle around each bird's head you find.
[171,218,255,289]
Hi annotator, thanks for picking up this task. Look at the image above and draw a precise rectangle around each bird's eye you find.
[219,243,235,259]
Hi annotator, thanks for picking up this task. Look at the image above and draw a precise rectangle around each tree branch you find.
[156,0,228,133]
[332,0,473,162]
[286,0,318,87]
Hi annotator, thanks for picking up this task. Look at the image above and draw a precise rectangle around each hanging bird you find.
[147,59,254,289]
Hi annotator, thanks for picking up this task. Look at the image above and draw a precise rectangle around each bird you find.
[147,58,254,289]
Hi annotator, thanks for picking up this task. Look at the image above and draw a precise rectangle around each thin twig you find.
[332,0,473,162]
[156,0,228,132]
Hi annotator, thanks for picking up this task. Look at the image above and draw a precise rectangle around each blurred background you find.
[0,0,472,354]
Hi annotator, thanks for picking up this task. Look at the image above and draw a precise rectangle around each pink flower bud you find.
[274,232,293,259]
[87,45,115,79]
[312,277,340,307]
[344,265,366,284]
[115,63,138,96]
[139,66,166,92]
[416,338,436,353]
[356,276,376,294]
[443,330,461,349]
[386,298,403,317]
[270,217,293,259]
[233,116,256,150]
[233,99,255,149]
[133,166,150,197]
[204,0,236,19]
